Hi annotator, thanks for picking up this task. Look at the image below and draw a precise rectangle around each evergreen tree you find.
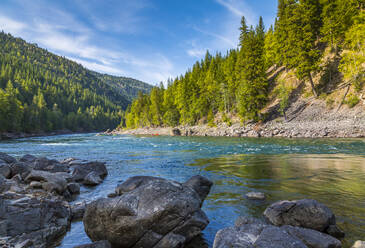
[239,16,249,47]
[236,18,268,121]
[295,0,322,97]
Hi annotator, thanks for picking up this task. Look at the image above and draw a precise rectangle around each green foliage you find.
[345,93,360,108]
[275,82,292,117]
[326,96,335,108]
[320,0,360,48]
[123,0,364,129]
[222,113,232,127]
[236,18,268,121]
[0,32,150,133]
[264,26,277,69]
[339,10,365,91]
[207,110,216,127]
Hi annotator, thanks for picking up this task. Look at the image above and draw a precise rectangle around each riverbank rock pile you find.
[83,175,212,248]
[0,152,108,247]
[213,199,344,248]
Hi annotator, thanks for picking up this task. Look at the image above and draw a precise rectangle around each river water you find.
[1,133,365,247]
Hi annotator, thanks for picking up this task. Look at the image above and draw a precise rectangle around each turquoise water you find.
[1,134,365,247]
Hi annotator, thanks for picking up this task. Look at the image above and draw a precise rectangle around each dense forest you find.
[123,0,364,129]
[0,32,152,133]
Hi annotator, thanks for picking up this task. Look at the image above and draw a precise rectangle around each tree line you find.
[0,32,151,133]
[123,0,364,129]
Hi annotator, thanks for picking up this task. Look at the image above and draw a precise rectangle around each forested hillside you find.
[124,0,364,129]
[0,32,151,133]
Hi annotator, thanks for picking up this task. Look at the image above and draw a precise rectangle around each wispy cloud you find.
[193,26,236,47]
[0,16,27,36]
[74,0,150,34]
[214,0,256,25]
[0,0,176,85]
[71,57,127,75]
[215,0,244,17]
[187,48,206,58]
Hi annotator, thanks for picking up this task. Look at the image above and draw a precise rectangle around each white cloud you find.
[0,8,176,85]
[187,48,206,58]
[215,0,256,25]
[193,26,236,47]
[0,16,27,35]
[71,57,127,75]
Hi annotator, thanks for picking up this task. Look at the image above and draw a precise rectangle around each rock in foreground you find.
[213,216,342,248]
[263,199,343,238]
[0,194,71,247]
[83,175,213,248]
[0,152,108,247]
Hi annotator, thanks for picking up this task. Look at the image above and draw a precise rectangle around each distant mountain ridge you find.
[0,31,152,133]
[94,72,152,102]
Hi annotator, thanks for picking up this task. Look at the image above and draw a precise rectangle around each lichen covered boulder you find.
[83,175,213,248]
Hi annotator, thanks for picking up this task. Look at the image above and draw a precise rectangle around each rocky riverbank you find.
[0,152,108,247]
[111,98,365,138]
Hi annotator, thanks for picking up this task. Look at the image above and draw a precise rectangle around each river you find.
[1,133,365,247]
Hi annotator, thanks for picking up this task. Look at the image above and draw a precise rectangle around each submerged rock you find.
[246,191,266,200]
[83,175,212,248]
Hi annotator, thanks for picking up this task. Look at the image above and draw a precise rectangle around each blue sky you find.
[0,0,277,85]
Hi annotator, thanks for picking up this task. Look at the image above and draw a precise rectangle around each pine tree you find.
[264,25,277,69]
[340,10,365,91]
[239,16,249,47]
[236,18,268,121]
[295,0,322,97]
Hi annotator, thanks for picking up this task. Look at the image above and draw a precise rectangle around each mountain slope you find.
[0,32,152,133]
[122,0,364,130]
[95,73,152,102]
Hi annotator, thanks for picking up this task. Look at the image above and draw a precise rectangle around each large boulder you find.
[32,157,69,173]
[0,195,71,247]
[0,152,16,164]
[71,162,107,184]
[83,175,212,248]
[263,199,336,232]
[25,170,68,194]
[213,217,341,248]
